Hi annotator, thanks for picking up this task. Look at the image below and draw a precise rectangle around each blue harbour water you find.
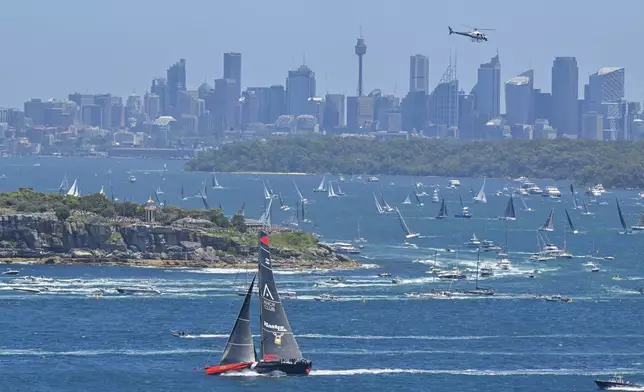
[1,157,644,391]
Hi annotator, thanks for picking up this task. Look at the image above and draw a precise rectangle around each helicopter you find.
[448,25,494,42]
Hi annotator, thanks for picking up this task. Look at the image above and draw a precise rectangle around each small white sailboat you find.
[313,175,327,192]
[402,193,412,205]
[374,192,385,214]
[212,171,224,189]
[262,181,273,200]
[539,208,555,232]
[155,186,164,195]
[396,207,420,239]
[328,182,339,198]
[66,179,80,197]
[380,192,395,212]
[473,178,487,203]
[98,185,105,196]
[631,212,644,231]
[59,173,69,194]
[336,183,346,196]
[128,174,136,183]
[293,181,307,204]
[278,193,291,211]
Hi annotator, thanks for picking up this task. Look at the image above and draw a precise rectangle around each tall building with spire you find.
[354,34,367,97]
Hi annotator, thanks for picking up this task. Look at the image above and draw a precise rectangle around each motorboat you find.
[543,185,562,198]
[330,242,361,254]
[128,174,136,183]
[594,375,642,390]
[391,278,403,284]
[521,182,543,195]
[480,266,494,277]
[314,293,339,302]
[406,290,458,299]
[279,290,298,300]
[544,295,572,303]
[325,277,345,284]
[367,176,380,182]
[377,272,392,277]
[115,286,161,295]
[448,179,461,188]
[455,206,472,218]
[590,263,600,272]
[481,240,502,252]
[527,270,537,278]
[172,331,189,338]
[464,234,482,248]
[2,269,19,276]
[438,268,467,280]
[12,286,44,293]
[403,241,419,249]
[496,257,510,270]
[463,288,495,296]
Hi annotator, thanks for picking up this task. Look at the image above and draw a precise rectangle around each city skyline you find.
[0,0,642,108]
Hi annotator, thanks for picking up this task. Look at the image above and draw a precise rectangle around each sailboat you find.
[59,173,69,195]
[258,199,273,226]
[565,208,579,234]
[519,194,533,212]
[570,184,581,209]
[98,185,105,196]
[396,207,419,239]
[66,179,80,197]
[380,192,394,212]
[181,184,187,201]
[473,178,487,203]
[373,192,385,214]
[402,193,412,205]
[155,185,164,195]
[414,192,424,206]
[278,193,290,211]
[354,220,367,245]
[464,250,495,296]
[237,202,246,217]
[300,199,311,223]
[313,175,327,192]
[263,181,273,200]
[435,198,448,219]
[539,208,555,232]
[212,171,224,189]
[327,182,339,198]
[432,188,440,203]
[616,198,632,234]
[205,232,312,376]
[455,195,472,218]
[293,181,307,204]
[631,212,644,231]
[581,200,594,216]
[336,183,346,196]
[498,196,516,221]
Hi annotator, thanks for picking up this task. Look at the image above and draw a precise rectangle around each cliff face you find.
[0,212,354,267]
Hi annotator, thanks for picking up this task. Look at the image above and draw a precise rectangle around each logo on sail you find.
[262,284,274,300]
[273,332,284,345]
[263,321,286,332]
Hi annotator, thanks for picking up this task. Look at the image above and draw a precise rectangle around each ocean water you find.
[1,156,644,391]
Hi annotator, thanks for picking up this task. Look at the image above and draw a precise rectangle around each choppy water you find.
[1,156,644,391]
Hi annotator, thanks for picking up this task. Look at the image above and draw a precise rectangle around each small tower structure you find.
[144,197,157,223]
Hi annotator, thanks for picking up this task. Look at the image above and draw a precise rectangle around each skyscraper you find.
[409,54,429,94]
[268,85,286,123]
[166,59,186,117]
[150,78,167,116]
[286,65,316,116]
[588,67,625,105]
[472,54,501,122]
[223,53,242,98]
[323,94,345,129]
[551,57,578,136]
[505,70,534,125]
[213,78,238,134]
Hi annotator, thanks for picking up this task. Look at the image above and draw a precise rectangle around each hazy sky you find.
[1,0,642,108]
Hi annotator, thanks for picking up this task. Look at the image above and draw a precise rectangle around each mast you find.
[257,231,303,361]
[565,208,576,233]
[616,198,628,232]
[476,249,480,289]
[219,275,257,365]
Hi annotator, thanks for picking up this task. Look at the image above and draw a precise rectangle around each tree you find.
[231,214,247,233]
[55,206,70,221]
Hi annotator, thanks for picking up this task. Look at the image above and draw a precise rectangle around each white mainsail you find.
[263,181,273,200]
[99,185,105,195]
[328,182,339,198]
[402,193,412,205]
[293,181,306,203]
[473,178,487,203]
[212,171,223,189]
[66,179,80,197]
[373,192,384,214]
[314,175,327,192]
[396,207,419,239]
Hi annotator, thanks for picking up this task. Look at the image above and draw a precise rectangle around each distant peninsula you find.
[186,137,644,188]
[0,189,357,269]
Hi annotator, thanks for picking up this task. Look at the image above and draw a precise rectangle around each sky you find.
[0,0,642,108]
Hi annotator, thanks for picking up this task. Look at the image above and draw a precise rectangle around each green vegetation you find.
[186,137,644,188]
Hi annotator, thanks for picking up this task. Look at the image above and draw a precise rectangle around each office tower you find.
[533,89,552,122]
[588,67,625,105]
[409,54,429,94]
[428,64,459,128]
[458,92,477,139]
[224,53,242,98]
[323,94,345,129]
[401,91,428,132]
[24,99,46,126]
[144,93,160,121]
[472,54,501,122]
[150,78,167,115]
[166,59,186,117]
[346,96,374,130]
[505,70,534,125]
[551,57,578,136]
[268,85,286,123]
[286,65,316,116]
[355,36,367,96]
[581,112,603,140]
[213,78,238,134]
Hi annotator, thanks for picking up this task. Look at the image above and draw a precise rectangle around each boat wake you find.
[309,367,644,377]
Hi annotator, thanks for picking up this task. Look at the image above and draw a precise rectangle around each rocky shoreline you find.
[0,212,359,270]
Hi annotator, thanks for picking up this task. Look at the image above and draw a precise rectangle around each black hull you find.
[594,380,640,389]
[254,360,312,375]
[454,215,472,219]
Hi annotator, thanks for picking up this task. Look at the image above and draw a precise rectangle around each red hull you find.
[205,362,252,375]
[205,360,312,376]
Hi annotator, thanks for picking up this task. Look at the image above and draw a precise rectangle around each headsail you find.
[237,202,246,217]
[474,178,487,203]
[293,181,305,202]
[66,179,80,197]
[500,196,516,220]
[314,175,327,192]
[59,173,69,195]
[402,193,412,205]
[436,198,448,218]
[565,208,577,233]
[539,208,555,232]
[616,198,629,233]
[414,192,423,206]
[99,185,105,196]
[263,181,272,200]
[219,275,257,365]
[373,192,384,214]
[258,231,303,361]
[395,207,414,237]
